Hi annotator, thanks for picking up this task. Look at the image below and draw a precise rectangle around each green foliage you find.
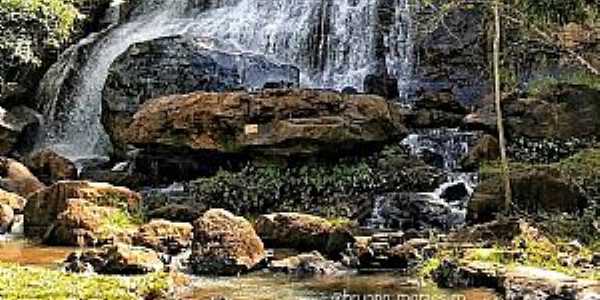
[527,71,600,97]
[419,257,441,278]
[0,263,170,300]
[0,0,82,42]
[97,209,140,239]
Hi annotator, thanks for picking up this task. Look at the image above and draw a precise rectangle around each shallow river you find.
[0,239,500,300]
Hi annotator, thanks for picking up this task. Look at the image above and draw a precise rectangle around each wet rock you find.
[364,73,399,100]
[386,244,420,268]
[102,35,300,156]
[65,243,164,275]
[190,209,265,276]
[26,149,78,184]
[0,106,40,155]
[133,219,193,254]
[0,203,14,234]
[255,213,333,251]
[147,204,201,223]
[0,188,27,212]
[592,253,600,267]
[125,89,406,157]
[0,157,45,197]
[49,198,135,246]
[269,251,342,277]
[460,134,499,170]
[468,166,587,223]
[24,180,141,240]
[408,89,469,128]
[440,182,469,202]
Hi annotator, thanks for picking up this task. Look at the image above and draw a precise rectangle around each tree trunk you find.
[493,0,512,213]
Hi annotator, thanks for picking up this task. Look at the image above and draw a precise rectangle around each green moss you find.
[419,257,441,278]
[97,209,140,239]
[0,263,170,300]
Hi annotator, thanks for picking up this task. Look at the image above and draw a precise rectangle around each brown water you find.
[0,239,500,300]
[180,272,500,300]
[0,238,75,268]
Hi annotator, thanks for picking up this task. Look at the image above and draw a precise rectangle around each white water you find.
[35,0,415,160]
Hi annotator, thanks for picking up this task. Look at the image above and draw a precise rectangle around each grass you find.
[0,263,170,300]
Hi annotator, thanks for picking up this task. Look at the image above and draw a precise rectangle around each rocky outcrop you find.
[102,35,300,155]
[24,180,141,240]
[133,219,193,254]
[64,243,164,275]
[0,106,40,155]
[466,85,600,139]
[0,188,27,212]
[190,209,265,276]
[125,89,406,157]
[407,89,469,129]
[468,166,588,223]
[269,251,343,277]
[0,157,45,197]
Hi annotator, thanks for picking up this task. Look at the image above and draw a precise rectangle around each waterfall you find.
[35,0,415,161]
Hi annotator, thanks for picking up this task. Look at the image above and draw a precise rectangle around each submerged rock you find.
[190,209,265,276]
[269,251,343,277]
[0,157,45,197]
[65,243,164,275]
[24,180,141,241]
[125,89,406,157]
[133,219,193,254]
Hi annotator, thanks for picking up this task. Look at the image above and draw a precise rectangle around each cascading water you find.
[35,0,415,160]
[367,128,480,230]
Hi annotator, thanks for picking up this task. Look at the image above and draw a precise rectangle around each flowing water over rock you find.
[367,129,479,230]
[35,0,415,161]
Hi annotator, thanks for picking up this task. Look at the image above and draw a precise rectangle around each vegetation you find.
[0,263,170,300]
[0,0,82,42]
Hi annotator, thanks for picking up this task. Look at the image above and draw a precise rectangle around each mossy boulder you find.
[65,243,164,275]
[24,180,142,242]
[190,209,265,276]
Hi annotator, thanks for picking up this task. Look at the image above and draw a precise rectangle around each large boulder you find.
[190,209,265,275]
[460,134,500,170]
[0,188,27,212]
[0,106,40,155]
[49,198,136,246]
[64,243,164,275]
[0,157,45,197]
[125,89,406,157]
[468,166,588,223]
[102,35,300,155]
[24,180,141,240]
[133,219,193,254]
[255,213,334,251]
